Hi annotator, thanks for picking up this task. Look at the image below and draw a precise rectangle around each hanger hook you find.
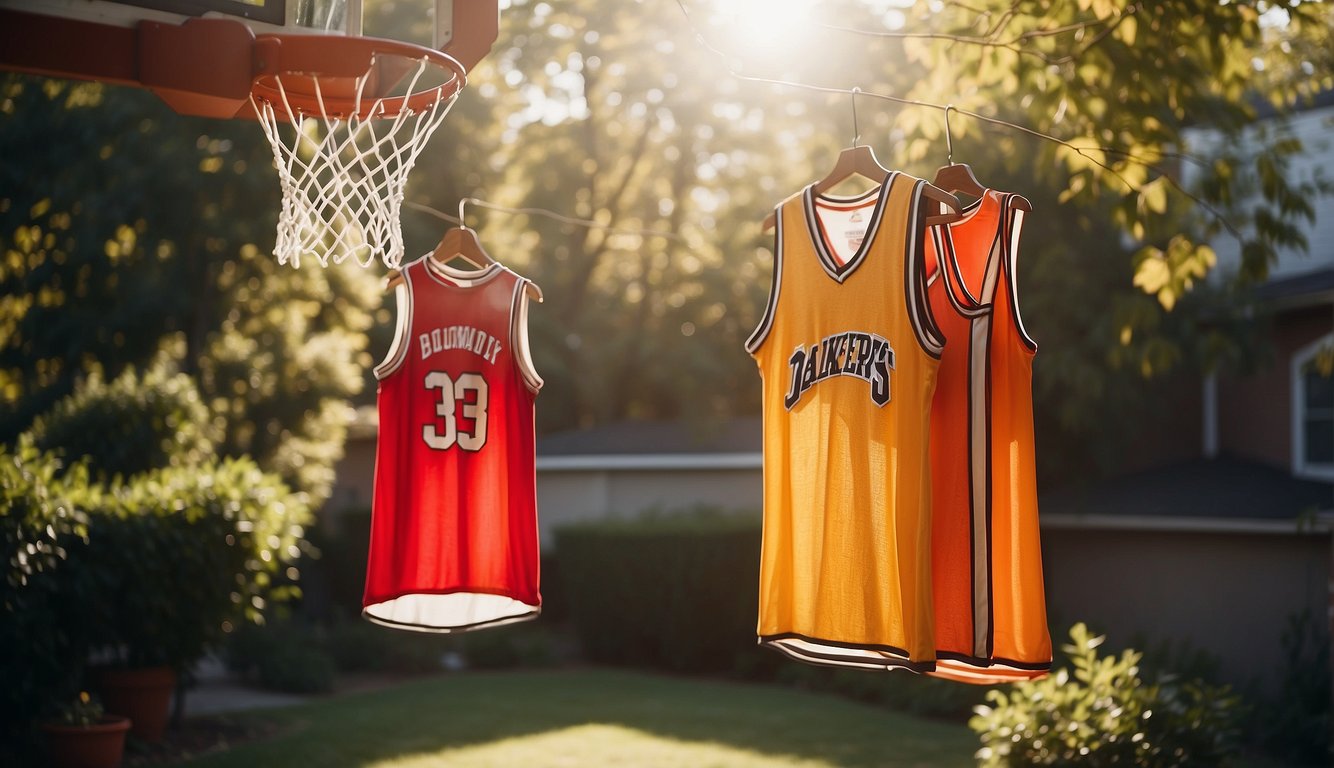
[458,197,468,229]
[944,104,955,165]
[850,87,862,148]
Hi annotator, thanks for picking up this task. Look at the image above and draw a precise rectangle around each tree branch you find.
[814,3,1143,67]
[674,0,1243,242]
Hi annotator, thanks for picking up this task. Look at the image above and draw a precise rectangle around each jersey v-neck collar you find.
[802,171,897,283]
[936,190,1001,312]
[421,257,505,288]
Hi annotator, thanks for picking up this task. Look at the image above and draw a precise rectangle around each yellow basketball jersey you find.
[746,171,942,671]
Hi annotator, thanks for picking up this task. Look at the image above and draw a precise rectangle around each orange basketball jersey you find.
[747,172,942,671]
[925,190,1051,683]
[364,257,543,633]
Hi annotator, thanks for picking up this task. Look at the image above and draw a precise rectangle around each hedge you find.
[27,357,216,480]
[555,509,763,674]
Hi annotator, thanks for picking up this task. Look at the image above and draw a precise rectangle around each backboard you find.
[0,0,500,270]
[0,0,499,118]
[0,0,362,36]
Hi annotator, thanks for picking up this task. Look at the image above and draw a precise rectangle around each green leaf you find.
[1140,177,1168,215]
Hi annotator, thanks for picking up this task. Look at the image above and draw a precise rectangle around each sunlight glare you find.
[365,722,844,768]
[717,0,818,55]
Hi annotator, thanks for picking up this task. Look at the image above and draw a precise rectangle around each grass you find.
[169,667,978,768]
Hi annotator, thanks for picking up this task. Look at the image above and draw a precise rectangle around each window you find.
[1291,334,1334,480]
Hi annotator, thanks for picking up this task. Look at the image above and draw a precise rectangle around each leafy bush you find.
[455,622,565,670]
[323,620,450,674]
[86,458,310,669]
[0,439,93,747]
[323,620,393,673]
[555,508,762,674]
[27,356,217,479]
[304,508,372,619]
[1258,610,1331,765]
[226,621,336,693]
[971,623,1243,767]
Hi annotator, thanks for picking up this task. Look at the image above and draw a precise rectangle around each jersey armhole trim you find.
[373,263,416,380]
[744,208,784,354]
[1003,202,1038,352]
[510,275,544,393]
[905,180,945,359]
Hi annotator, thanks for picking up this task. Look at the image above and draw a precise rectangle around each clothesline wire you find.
[403,199,689,244]
[814,2,1144,66]
[407,3,1246,246]
[672,0,1243,242]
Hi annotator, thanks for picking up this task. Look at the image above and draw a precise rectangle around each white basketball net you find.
[251,58,458,269]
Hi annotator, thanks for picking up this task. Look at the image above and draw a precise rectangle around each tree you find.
[876,0,1330,476]
[0,76,379,504]
[410,0,897,432]
[2,0,1331,481]
[440,0,1331,476]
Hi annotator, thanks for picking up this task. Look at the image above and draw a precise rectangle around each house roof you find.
[1252,266,1334,310]
[537,417,762,456]
[1040,455,1334,520]
[1251,87,1334,120]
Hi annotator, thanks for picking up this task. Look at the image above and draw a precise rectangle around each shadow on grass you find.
[175,668,977,767]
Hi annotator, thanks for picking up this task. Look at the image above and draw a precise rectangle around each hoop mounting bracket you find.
[140,18,257,119]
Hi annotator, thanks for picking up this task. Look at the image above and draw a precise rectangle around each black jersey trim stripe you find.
[914,216,946,352]
[936,651,1053,672]
[969,310,993,659]
[760,632,936,673]
[802,173,895,283]
[935,222,990,320]
[1004,205,1039,352]
[745,207,784,354]
[903,180,944,359]
[982,312,997,659]
[940,191,990,310]
[760,631,917,660]
[928,662,1050,684]
[980,198,1011,662]
[362,606,541,634]
[373,257,419,381]
[945,217,981,310]
[974,193,1009,309]
[766,642,938,674]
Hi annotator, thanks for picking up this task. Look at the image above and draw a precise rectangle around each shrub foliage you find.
[556,510,762,674]
[2,454,309,692]
[82,457,310,669]
[0,439,92,734]
[27,356,217,480]
[970,623,1243,766]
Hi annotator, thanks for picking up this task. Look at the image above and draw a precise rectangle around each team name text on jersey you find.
[419,325,503,365]
[785,331,895,409]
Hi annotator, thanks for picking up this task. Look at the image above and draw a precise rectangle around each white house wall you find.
[1189,102,1334,284]
[535,463,762,548]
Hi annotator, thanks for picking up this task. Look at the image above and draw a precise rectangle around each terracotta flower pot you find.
[95,665,176,743]
[41,715,132,768]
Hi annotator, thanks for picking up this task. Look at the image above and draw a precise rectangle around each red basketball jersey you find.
[363,257,543,632]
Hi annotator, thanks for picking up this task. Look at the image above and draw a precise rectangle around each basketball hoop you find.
[248,35,467,269]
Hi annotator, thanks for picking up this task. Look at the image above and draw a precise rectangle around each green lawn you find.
[170,668,977,768]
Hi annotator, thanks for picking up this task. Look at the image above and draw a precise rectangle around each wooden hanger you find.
[762,143,963,231]
[931,105,1031,212]
[763,89,961,232]
[387,202,544,302]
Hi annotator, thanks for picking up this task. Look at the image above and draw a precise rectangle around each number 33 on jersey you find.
[363,258,543,633]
